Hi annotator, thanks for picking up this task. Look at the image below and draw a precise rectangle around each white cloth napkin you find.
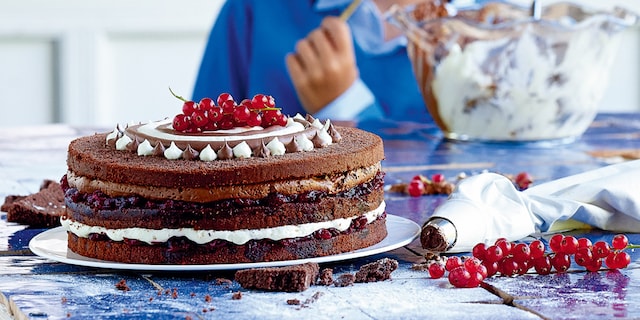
[430,159,640,252]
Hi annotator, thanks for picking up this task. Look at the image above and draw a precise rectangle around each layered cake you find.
[60,93,387,264]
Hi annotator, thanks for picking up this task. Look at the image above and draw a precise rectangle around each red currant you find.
[208,106,223,122]
[499,256,519,276]
[407,180,424,197]
[250,94,269,109]
[560,236,579,255]
[172,114,191,131]
[574,247,593,267]
[472,243,487,261]
[592,241,611,259]
[484,245,504,263]
[532,256,552,275]
[614,251,631,269]
[445,256,463,271]
[611,234,629,250]
[550,253,571,273]
[483,261,499,277]
[495,239,513,256]
[199,97,214,111]
[182,100,197,115]
[512,243,531,263]
[217,93,234,107]
[428,262,446,279]
[577,237,592,249]
[191,110,209,128]
[221,100,236,114]
[246,112,262,127]
[431,173,445,184]
[584,258,602,272]
[549,234,565,253]
[448,266,471,288]
[529,240,546,259]
[233,105,251,123]
[514,172,533,190]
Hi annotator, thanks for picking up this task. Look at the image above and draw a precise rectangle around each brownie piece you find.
[316,268,334,286]
[2,180,65,227]
[355,258,399,283]
[234,262,319,292]
[333,273,355,287]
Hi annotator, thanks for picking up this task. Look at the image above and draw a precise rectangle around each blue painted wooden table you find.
[1,114,640,320]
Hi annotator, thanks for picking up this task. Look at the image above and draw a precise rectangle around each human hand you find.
[285,16,359,115]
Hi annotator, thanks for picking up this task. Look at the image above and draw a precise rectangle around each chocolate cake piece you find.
[316,268,334,286]
[354,258,399,283]
[2,180,65,227]
[234,262,319,292]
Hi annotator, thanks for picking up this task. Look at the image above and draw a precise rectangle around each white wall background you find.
[0,0,639,128]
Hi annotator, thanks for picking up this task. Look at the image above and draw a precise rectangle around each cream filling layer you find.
[62,201,386,245]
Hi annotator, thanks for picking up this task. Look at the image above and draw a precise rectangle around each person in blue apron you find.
[192,0,489,123]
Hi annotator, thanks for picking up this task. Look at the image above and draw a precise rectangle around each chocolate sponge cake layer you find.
[66,216,387,265]
[63,174,384,231]
[66,127,384,189]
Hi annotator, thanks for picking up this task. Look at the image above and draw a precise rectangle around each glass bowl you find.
[391,1,638,142]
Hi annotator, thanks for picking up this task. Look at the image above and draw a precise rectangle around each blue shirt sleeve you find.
[313,78,384,121]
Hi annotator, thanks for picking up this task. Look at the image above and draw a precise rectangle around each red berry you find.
[246,112,262,127]
[472,243,487,261]
[605,252,617,269]
[428,262,446,279]
[445,256,463,271]
[199,97,214,111]
[465,271,484,288]
[233,105,251,123]
[529,240,545,259]
[219,115,235,130]
[484,245,504,263]
[574,247,593,267]
[499,256,519,277]
[483,261,499,277]
[464,257,482,272]
[191,110,209,128]
[550,253,571,273]
[217,93,234,107]
[614,251,631,269]
[514,172,533,190]
[532,256,552,275]
[431,173,445,184]
[549,234,565,253]
[172,114,191,131]
[611,234,629,250]
[495,239,513,256]
[512,243,531,263]
[560,236,579,255]
[407,180,424,197]
[262,109,282,126]
[221,100,236,114]
[584,258,603,272]
[577,237,592,249]
[593,241,611,259]
[250,94,269,109]
[182,101,197,115]
[448,266,471,288]
[208,106,223,122]
[274,113,288,126]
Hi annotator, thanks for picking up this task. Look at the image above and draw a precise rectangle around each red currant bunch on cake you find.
[169,88,288,132]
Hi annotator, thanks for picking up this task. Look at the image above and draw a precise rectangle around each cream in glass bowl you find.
[391,1,638,142]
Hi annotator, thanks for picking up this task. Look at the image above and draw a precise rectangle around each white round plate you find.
[29,214,420,271]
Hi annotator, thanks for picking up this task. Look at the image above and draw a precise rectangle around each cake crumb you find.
[355,258,399,283]
[61,297,67,304]
[215,278,233,286]
[172,288,178,299]
[204,294,212,302]
[115,279,131,291]
[334,273,355,287]
[316,268,334,286]
[232,291,242,300]
[287,299,301,305]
